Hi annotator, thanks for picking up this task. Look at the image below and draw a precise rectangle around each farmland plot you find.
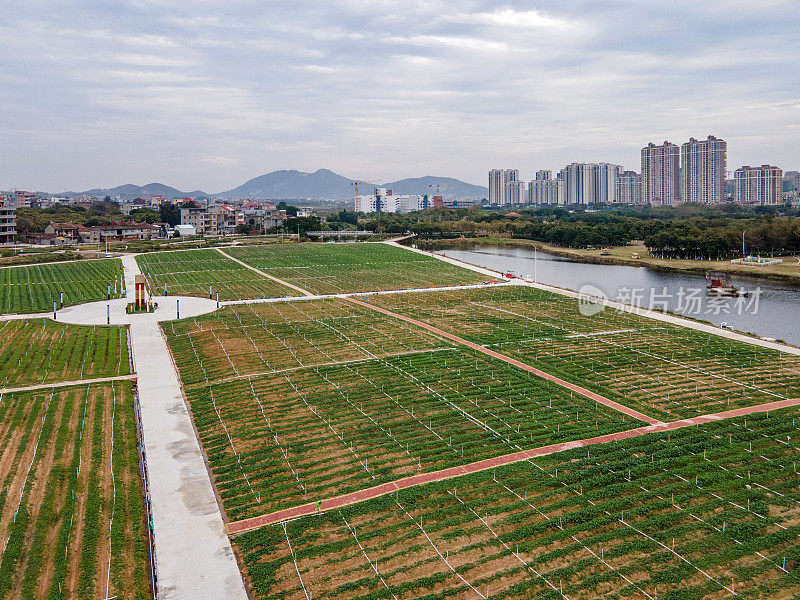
[0,382,151,599]
[0,319,129,388]
[226,243,485,294]
[136,249,299,300]
[236,406,800,600]
[370,286,800,420]
[0,259,124,314]
[186,349,636,521]
[164,299,451,386]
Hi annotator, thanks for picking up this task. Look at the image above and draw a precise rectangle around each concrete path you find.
[215,247,315,296]
[121,255,247,600]
[227,394,800,535]
[0,374,137,395]
[344,296,661,425]
[48,254,248,599]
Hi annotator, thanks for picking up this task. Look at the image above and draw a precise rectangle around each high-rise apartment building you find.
[489,169,505,205]
[528,170,560,205]
[681,135,727,204]
[559,163,620,205]
[784,170,800,191]
[488,169,522,205]
[506,180,525,205]
[615,171,642,204]
[641,141,680,205]
[0,198,16,244]
[734,165,782,205]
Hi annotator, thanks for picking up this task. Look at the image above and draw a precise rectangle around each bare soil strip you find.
[0,374,137,395]
[227,395,800,535]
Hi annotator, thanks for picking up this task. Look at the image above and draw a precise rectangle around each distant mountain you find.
[220,169,487,199]
[62,183,206,200]
[52,170,487,201]
[381,176,487,199]
[221,168,356,199]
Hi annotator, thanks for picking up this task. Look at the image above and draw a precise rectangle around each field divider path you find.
[0,373,137,395]
[226,395,800,535]
[343,296,661,425]
[214,247,315,297]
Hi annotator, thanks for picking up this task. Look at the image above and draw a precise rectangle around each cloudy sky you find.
[1,1,798,192]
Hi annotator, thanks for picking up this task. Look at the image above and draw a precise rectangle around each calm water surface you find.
[434,245,800,346]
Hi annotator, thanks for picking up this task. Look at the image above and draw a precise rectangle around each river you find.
[433,245,800,346]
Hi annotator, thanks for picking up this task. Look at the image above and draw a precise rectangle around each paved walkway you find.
[48,255,246,600]
[344,296,661,425]
[0,373,137,395]
[227,394,800,535]
[215,247,315,296]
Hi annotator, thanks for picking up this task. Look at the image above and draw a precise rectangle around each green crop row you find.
[236,406,800,600]
[187,348,636,521]
[136,249,299,300]
[226,243,484,295]
[164,299,449,386]
[0,259,124,314]
[0,319,129,387]
[369,285,800,421]
[0,383,151,599]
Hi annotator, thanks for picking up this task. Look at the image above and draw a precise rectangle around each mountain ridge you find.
[56,169,488,200]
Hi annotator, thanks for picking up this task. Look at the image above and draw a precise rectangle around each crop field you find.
[235,406,800,600]
[0,259,124,314]
[368,285,800,421]
[225,243,485,294]
[0,382,151,599]
[0,319,130,388]
[136,249,300,300]
[163,299,452,386]
[185,346,636,521]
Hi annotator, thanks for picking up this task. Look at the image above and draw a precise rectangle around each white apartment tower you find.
[615,171,642,204]
[734,165,782,205]
[559,163,621,205]
[488,169,522,205]
[528,170,560,205]
[489,169,505,205]
[641,141,681,205]
[681,135,727,204]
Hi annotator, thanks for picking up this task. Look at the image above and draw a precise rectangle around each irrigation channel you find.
[434,245,800,346]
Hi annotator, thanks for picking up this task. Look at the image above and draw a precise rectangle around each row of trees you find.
[347,204,800,257]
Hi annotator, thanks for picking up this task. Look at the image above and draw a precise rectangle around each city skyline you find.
[2,1,799,192]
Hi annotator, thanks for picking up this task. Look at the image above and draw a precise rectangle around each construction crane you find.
[428,183,449,196]
[351,180,379,207]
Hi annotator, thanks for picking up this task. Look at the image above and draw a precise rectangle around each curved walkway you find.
[344,296,661,425]
[227,395,800,535]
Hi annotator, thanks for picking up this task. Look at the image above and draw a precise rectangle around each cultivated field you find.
[136,249,300,300]
[164,299,451,386]
[182,344,636,521]
[0,259,124,314]
[0,382,151,599]
[368,285,800,421]
[225,243,486,294]
[235,406,800,600]
[0,319,130,388]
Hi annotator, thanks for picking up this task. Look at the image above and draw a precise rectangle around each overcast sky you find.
[1,0,798,192]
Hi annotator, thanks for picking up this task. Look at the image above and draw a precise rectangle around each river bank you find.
[416,236,800,285]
